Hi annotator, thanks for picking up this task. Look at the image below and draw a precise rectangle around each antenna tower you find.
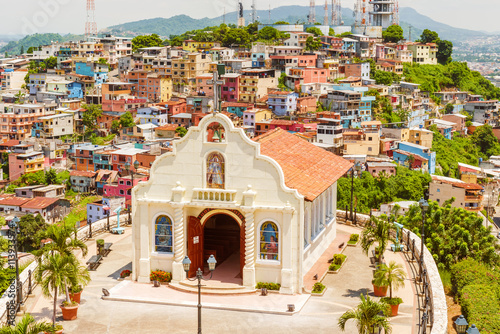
[331,0,341,25]
[251,0,258,24]
[393,0,399,25]
[323,0,328,26]
[308,0,316,23]
[85,0,97,40]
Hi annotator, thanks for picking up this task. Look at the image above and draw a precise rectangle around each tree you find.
[81,104,103,135]
[44,56,57,69]
[257,26,280,41]
[274,21,289,24]
[278,72,288,90]
[45,168,57,185]
[306,27,323,37]
[175,126,187,137]
[26,47,35,54]
[328,28,335,36]
[373,70,394,85]
[36,253,78,326]
[374,261,407,299]
[437,39,453,65]
[419,29,439,44]
[338,294,392,333]
[131,34,163,51]
[471,124,500,159]
[0,313,54,334]
[111,120,121,134]
[98,58,109,67]
[38,221,88,258]
[19,45,24,55]
[18,214,48,252]
[119,111,136,128]
[337,32,352,38]
[304,36,322,51]
[445,103,454,114]
[221,28,252,47]
[361,216,395,263]
[382,25,404,43]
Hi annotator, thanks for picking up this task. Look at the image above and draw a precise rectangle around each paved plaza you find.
[21,224,417,334]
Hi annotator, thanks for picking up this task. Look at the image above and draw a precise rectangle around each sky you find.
[1,0,499,36]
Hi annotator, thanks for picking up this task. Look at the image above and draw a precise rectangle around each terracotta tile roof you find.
[270,120,297,126]
[70,170,96,178]
[0,197,31,207]
[155,124,179,131]
[269,90,293,96]
[254,128,352,201]
[21,197,59,210]
[431,175,484,190]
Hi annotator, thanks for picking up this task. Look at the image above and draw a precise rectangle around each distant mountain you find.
[102,5,483,43]
[0,33,83,55]
[399,7,484,42]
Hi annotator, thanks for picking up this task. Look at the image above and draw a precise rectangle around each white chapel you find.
[131,113,351,294]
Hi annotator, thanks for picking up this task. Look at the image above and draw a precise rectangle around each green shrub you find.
[329,254,347,271]
[255,282,281,290]
[348,234,359,244]
[450,258,500,295]
[381,297,403,305]
[96,239,105,246]
[460,284,500,334]
[312,282,326,293]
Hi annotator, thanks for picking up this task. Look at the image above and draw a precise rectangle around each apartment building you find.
[465,100,499,127]
[429,175,484,212]
[239,69,277,103]
[0,103,50,140]
[36,113,74,139]
[267,91,298,116]
[171,53,212,93]
[316,117,343,154]
[407,43,437,65]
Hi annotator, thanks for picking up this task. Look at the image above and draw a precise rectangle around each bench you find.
[86,255,102,271]
[338,242,345,249]
[102,243,113,257]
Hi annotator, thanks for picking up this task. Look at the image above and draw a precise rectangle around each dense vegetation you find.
[451,259,500,334]
[403,61,500,100]
[0,33,82,55]
[337,166,431,214]
[431,124,500,177]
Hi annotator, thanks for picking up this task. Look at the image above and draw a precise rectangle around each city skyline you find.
[0,0,498,36]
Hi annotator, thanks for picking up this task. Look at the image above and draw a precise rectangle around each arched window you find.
[206,152,225,189]
[207,122,225,143]
[260,221,279,260]
[154,215,173,253]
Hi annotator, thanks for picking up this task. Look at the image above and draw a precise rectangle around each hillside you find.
[101,6,482,42]
[0,33,83,55]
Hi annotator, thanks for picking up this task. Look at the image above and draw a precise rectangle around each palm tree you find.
[361,216,395,263]
[38,222,88,258]
[36,253,79,326]
[338,294,392,334]
[377,261,407,299]
[0,314,54,334]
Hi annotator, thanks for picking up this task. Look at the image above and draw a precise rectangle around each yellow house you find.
[160,75,173,102]
[407,43,437,65]
[182,40,221,52]
[408,127,433,148]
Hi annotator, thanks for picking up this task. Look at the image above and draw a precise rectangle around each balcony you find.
[465,195,483,202]
[25,157,44,164]
[192,188,237,203]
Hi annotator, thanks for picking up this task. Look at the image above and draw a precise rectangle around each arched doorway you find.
[203,214,242,284]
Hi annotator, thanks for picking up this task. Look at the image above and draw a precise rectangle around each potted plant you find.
[96,239,105,255]
[120,269,132,279]
[377,261,407,316]
[361,216,395,264]
[150,270,172,285]
[45,323,64,334]
[372,267,389,297]
[338,294,391,333]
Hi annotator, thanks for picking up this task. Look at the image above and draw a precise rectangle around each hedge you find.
[329,254,347,271]
[459,284,500,334]
[256,282,281,290]
[450,258,500,295]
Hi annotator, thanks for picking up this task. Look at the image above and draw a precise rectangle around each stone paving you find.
[20,224,417,334]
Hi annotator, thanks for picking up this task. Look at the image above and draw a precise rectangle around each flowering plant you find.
[150,270,172,283]
[120,269,131,278]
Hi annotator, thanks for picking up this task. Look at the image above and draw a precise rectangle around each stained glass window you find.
[260,221,279,260]
[154,215,173,253]
[207,152,225,189]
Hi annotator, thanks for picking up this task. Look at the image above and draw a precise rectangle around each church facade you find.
[131,114,351,294]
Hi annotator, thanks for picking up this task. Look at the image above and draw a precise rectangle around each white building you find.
[131,114,351,294]
[38,113,74,138]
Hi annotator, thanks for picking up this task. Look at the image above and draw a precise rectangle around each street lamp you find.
[418,198,429,280]
[182,255,217,334]
[466,324,480,334]
[455,315,468,334]
[350,161,361,221]
[7,216,22,309]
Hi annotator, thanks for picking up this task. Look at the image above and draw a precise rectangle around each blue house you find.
[268,91,299,116]
[324,85,374,128]
[392,142,436,174]
[224,102,252,118]
[75,62,108,86]
[137,106,169,126]
[251,53,266,68]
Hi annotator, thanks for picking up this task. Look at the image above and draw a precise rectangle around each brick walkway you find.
[303,230,351,291]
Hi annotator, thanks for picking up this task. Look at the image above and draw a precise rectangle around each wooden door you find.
[188,216,203,278]
[239,221,245,276]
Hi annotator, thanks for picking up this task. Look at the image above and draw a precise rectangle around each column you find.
[280,202,295,294]
[137,203,151,283]
[171,182,186,283]
[242,185,257,288]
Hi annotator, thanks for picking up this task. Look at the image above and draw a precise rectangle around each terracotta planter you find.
[70,291,82,304]
[45,330,63,334]
[373,284,388,297]
[390,304,400,316]
[60,304,79,321]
